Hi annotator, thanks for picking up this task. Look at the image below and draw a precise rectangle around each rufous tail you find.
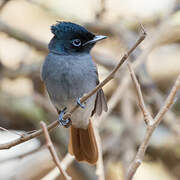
[68,120,98,164]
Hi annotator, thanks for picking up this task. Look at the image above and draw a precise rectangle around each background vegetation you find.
[0,0,180,179]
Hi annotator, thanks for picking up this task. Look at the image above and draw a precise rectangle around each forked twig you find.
[126,63,180,180]
[40,122,72,180]
[127,63,153,125]
[41,153,74,180]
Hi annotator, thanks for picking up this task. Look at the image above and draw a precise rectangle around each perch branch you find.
[40,121,72,180]
[0,25,146,150]
[126,63,180,180]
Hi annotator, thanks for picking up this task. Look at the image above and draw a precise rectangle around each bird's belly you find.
[46,68,96,111]
[42,53,97,128]
[71,93,96,129]
[46,76,96,128]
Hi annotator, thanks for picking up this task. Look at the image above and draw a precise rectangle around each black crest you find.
[51,21,94,40]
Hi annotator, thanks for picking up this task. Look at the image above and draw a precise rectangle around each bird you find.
[41,21,108,164]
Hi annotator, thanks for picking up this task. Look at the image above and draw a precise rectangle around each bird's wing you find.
[91,69,108,116]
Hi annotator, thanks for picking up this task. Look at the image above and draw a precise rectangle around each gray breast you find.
[41,53,97,109]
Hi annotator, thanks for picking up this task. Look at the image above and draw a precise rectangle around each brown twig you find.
[126,63,180,180]
[127,63,153,125]
[0,25,146,150]
[40,121,72,180]
[41,153,74,180]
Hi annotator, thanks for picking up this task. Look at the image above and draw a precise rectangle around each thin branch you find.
[40,121,72,180]
[0,25,146,150]
[126,65,180,179]
[154,76,180,126]
[41,153,74,180]
[127,63,153,125]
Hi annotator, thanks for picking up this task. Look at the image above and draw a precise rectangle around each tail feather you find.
[69,125,84,162]
[68,120,98,164]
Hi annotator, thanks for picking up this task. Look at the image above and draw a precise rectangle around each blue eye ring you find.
[72,39,81,47]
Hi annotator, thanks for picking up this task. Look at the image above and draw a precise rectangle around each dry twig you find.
[40,121,72,180]
[126,63,180,180]
[0,24,146,150]
[41,153,74,180]
[127,63,153,125]
[43,117,105,180]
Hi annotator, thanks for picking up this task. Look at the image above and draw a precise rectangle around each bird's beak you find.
[83,35,107,46]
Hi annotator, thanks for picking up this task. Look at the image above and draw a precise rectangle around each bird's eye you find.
[72,39,81,47]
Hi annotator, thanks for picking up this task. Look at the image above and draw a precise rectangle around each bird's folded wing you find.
[91,88,108,116]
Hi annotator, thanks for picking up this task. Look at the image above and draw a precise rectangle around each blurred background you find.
[0,0,180,179]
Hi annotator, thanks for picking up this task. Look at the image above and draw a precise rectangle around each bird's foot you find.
[58,107,72,128]
[77,97,85,109]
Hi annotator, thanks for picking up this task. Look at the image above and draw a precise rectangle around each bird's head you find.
[48,21,107,54]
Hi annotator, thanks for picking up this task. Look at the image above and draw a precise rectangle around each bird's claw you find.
[58,107,71,128]
[77,98,85,109]
[59,118,71,127]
